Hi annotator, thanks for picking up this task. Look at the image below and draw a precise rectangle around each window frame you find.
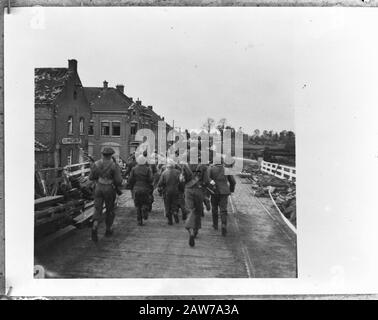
[67,116,73,135]
[79,117,85,135]
[111,121,121,137]
[100,120,111,136]
[130,122,138,135]
[88,120,94,136]
[67,149,73,166]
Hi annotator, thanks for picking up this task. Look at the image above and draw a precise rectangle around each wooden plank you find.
[34,195,64,210]
[73,207,95,227]
[36,199,85,213]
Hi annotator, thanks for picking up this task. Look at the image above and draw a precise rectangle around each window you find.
[101,121,110,136]
[79,118,85,135]
[67,149,73,166]
[88,120,94,136]
[73,91,77,100]
[68,116,73,135]
[130,123,138,135]
[112,121,121,136]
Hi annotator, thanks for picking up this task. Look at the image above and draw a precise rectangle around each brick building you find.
[84,81,169,161]
[128,99,169,155]
[84,82,133,160]
[35,59,92,168]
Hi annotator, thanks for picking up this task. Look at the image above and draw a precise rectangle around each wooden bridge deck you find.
[35,177,297,278]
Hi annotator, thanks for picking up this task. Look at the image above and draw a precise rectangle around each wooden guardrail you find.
[261,160,296,183]
[63,162,91,178]
[35,162,92,197]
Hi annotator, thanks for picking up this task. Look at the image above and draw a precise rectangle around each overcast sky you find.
[8,7,376,134]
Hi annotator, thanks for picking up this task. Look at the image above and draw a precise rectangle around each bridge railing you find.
[35,162,92,197]
[261,160,296,183]
[64,162,91,178]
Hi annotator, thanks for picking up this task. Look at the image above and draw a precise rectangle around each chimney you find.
[147,105,153,110]
[68,59,77,72]
[116,84,124,93]
[136,98,141,106]
[103,80,108,89]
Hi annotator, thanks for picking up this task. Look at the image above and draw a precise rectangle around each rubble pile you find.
[241,161,260,175]
[34,196,86,239]
[271,186,296,227]
[245,167,296,227]
[69,175,95,200]
[35,168,96,242]
[249,172,289,197]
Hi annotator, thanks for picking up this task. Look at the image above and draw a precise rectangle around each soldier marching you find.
[89,147,123,242]
[88,145,236,247]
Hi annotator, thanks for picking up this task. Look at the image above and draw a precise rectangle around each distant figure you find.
[175,153,188,221]
[147,151,159,212]
[128,154,154,226]
[89,147,123,242]
[158,158,181,225]
[125,152,137,178]
[209,152,236,236]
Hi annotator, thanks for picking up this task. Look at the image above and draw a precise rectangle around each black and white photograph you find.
[31,7,297,279]
[3,5,378,297]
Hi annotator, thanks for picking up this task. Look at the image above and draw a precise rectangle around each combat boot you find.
[91,229,98,242]
[221,224,227,236]
[142,206,149,220]
[137,207,143,226]
[212,214,218,230]
[204,198,211,211]
[91,221,98,242]
[188,229,195,247]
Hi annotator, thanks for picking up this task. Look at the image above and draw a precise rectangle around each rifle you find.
[206,186,215,195]
[112,156,123,196]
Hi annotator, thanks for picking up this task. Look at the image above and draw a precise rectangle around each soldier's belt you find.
[98,178,113,185]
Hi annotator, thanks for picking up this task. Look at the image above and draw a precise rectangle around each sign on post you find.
[62,137,82,145]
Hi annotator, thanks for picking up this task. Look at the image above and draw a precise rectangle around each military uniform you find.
[157,165,181,224]
[125,153,137,177]
[183,162,210,246]
[89,148,123,242]
[128,161,154,225]
[176,163,188,221]
[209,163,236,236]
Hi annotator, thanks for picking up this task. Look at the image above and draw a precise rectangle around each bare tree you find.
[216,118,227,132]
[202,117,215,133]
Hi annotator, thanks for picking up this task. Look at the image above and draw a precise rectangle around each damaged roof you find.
[35,139,48,152]
[35,68,74,104]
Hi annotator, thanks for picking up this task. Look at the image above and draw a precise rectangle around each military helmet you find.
[102,147,115,155]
